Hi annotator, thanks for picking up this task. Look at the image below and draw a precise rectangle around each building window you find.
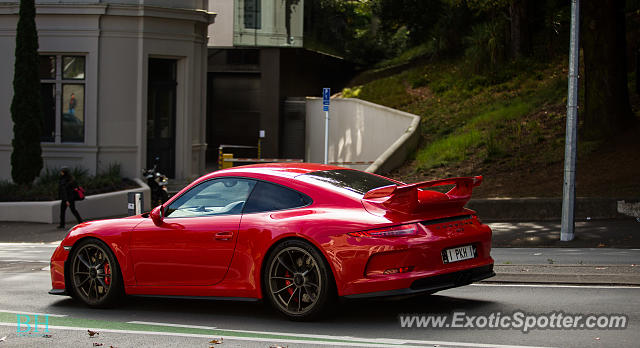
[39,55,85,143]
[244,0,261,29]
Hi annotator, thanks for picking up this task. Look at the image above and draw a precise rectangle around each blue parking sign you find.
[323,88,330,106]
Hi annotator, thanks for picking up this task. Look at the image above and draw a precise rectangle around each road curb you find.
[486,264,640,286]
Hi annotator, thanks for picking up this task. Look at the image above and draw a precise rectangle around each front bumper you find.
[48,288,68,296]
[49,244,70,295]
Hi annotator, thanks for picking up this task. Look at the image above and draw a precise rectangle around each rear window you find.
[299,169,398,195]
[243,181,312,214]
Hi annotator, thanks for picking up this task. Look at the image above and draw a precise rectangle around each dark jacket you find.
[58,174,77,201]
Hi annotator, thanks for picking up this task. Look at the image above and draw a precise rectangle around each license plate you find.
[442,245,476,264]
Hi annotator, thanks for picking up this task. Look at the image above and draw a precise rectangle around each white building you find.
[0,1,213,181]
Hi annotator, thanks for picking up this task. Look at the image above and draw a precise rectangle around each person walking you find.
[58,167,83,229]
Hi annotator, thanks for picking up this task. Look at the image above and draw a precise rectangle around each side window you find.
[243,181,311,214]
[165,178,256,218]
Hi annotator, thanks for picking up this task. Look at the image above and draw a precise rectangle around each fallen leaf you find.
[88,329,100,337]
[209,337,223,344]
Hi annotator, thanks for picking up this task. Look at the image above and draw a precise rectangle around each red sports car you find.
[49,163,494,320]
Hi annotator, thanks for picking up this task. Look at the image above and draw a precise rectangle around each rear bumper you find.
[343,264,495,299]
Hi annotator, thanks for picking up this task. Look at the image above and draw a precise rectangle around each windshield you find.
[298,169,399,196]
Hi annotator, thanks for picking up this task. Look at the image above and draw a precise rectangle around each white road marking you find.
[131,321,557,348]
[0,322,555,348]
[0,309,67,317]
[0,243,58,247]
[128,321,217,330]
[473,283,640,289]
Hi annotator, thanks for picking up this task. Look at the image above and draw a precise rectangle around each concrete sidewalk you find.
[490,248,640,286]
[489,218,640,248]
[1,218,639,285]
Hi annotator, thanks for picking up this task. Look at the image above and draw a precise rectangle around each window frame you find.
[39,54,86,144]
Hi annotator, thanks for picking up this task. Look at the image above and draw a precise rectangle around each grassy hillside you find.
[344,57,640,198]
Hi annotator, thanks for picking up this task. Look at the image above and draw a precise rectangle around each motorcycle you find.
[142,157,169,207]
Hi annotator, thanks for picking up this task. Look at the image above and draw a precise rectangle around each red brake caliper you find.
[103,263,111,286]
[284,271,295,299]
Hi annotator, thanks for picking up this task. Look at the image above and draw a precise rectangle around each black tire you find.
[69,239,123,308]
[263,240,335,321]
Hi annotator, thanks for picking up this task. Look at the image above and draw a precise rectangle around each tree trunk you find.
[581,0,635,140]
[509,0,530,59]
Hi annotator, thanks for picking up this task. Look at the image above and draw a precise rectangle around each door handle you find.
[215,231,234,241]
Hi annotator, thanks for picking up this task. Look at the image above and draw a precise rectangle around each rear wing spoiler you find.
[362,176,483,214]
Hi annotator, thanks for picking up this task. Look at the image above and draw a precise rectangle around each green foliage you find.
[355,74,413,108]
[416,130,483,169]
[374,0,445,44]
[0,164,136,202]
[374,43,435,69]
[351,54,568,172]
[341,86,362,98]
[10,0,42,185]
[464,20,507,74]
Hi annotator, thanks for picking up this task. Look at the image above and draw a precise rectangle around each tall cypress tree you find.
[11,0,43,185]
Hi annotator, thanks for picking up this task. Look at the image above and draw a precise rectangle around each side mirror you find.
[150,205,164,226]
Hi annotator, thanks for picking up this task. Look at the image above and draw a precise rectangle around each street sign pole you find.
[323,88,330,165]
[561,0,580,242]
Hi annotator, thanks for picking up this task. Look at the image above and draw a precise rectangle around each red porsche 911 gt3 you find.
[50,163,494,320]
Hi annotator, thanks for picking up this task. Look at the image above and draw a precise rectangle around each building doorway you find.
[147,58,177,178]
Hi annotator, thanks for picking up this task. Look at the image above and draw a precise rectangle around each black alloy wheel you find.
[264,240,334,321]
[69,239,122,307]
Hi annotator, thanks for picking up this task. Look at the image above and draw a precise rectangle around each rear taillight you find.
[348,223,419,238]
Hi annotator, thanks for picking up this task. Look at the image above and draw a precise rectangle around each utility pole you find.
[561,0,580,242]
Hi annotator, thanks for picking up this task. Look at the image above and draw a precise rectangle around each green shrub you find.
[0,163,136,202]
[464,21,507,74]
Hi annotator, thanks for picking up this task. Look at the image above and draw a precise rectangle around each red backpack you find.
[74,186,85,201]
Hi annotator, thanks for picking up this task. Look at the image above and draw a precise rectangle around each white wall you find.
[208,0,234,47]
[305,98,420,174]
[233,0,303,47]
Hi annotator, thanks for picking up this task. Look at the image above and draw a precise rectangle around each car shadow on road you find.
[332,294,495,323]
[48,291,495,324]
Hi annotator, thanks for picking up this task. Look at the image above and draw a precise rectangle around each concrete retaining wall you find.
[305,97,420,173]
[0,179,151,223]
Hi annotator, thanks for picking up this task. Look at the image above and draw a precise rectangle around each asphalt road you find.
[0,243,639,347]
